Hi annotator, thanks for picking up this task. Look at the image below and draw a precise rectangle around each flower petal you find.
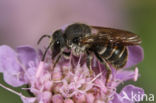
[124,46,144,68]
[21,97,36,103]
[111,93,124,103]
[115,68,138,82]
[119,85,144,103]
[0,45,27,86]
[0,45,18,73]
[52,94,63,103]
[16,46,38,68]
[64,99,74,103]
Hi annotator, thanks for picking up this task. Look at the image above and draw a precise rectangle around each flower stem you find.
[0,83,25,98]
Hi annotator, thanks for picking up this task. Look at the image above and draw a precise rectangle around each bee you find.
[38,23,141,72]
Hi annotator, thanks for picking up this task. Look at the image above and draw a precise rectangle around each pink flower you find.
[0,45,144,103]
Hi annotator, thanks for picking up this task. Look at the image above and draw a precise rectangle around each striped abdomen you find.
[96,44,128,68]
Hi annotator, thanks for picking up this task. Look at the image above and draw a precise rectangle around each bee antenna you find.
[37,34,51,45]
[41,41,53,61]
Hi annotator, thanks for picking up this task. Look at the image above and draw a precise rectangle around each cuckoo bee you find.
[38,23,141,71]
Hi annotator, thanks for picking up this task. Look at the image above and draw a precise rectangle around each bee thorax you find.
[71,45,85,56]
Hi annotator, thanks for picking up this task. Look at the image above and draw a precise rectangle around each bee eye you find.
[72,37,79,44]
[54,40,60,47]
[56,40,60,45]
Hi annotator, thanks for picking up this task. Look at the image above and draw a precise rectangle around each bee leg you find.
[102,59,112,85]
[94,52,111,85]
[106,69,111,85]
[53,54,62,68]
[100,60,112,85]
[86,52,93,75]
[87,55,92,70]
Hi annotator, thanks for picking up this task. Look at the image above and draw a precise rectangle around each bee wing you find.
[80,26,142,46]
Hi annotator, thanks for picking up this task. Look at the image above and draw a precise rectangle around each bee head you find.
[51,29,65,59]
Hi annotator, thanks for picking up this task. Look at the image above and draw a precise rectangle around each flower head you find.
[0,45,144,103]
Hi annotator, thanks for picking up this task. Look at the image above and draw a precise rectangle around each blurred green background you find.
[0,0,156,103]
[127,0,156,99]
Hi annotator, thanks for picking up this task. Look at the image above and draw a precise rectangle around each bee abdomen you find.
[112,48,128,68]
[98,44,128,69]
